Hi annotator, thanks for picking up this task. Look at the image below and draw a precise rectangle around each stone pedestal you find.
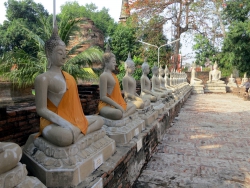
[226,83,238,92]
[22,129,115,187]
[204,83,226,93]
[151,100,165,115]
[0,162,45,188]
[101,112,145,144]
[192,85,204,94]
[137,105,158,127]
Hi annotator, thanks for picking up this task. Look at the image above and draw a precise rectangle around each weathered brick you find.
[7,111,16,117]
[0,120,7,126]
[18,121,27,126]
[29,119,39,124]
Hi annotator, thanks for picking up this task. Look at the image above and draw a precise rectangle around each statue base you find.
[101,112,145,144]
[226,83,237,92]
[0,162,45,188]
[151,100,165,115]
[137,105,158,127]
[22,129,115,187]
[204,83,226,93]
[192,85,204,94]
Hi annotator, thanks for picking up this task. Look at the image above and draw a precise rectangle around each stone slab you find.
[22,129,116,187]
[192,85,204,94]
[151,100,165,115]
[204,84,226,93]
[137,105,158,127]
[103,119,145,144]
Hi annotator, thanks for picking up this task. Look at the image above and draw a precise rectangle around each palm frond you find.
[67,40,93,55]
[59,17,83,45]
[0,49,45,88]
[65,47,103,67]
[16,22,45,51]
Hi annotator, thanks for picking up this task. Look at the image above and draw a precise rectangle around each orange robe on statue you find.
[37,71,88,137]
[98,73,127,112]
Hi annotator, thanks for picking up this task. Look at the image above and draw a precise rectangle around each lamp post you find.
[53,0,56,27]
[138,39,180,67]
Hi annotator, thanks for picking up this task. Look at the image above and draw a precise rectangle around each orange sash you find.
[98,73,127,112]
[37,71,88,136]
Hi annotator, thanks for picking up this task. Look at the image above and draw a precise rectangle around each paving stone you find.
[136,94,250,188]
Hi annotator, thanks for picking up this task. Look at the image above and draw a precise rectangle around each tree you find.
[221,21,250,75]
[130,0,196,68]
[59,1,117,39]
[192,34,217,66]
[110,20,139,64]
[220,0,250,75]
[0,0,49,56]
[0,16,103,87]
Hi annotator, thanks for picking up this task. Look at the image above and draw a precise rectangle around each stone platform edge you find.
[78,88,192,188]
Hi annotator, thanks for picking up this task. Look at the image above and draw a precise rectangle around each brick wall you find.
[0,106,39,146]
[186,71,209,84]
[78,85,100,115]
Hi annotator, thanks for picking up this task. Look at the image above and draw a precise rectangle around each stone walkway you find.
[135,94,250,188]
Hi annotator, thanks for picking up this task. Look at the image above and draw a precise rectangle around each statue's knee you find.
[112,110,123,120]
[57,131,73,147]
[140,103,145,109]
[151,96,157,102]
[96,117,104,128]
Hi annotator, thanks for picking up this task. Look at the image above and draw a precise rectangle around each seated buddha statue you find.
[0,142,22,175]
[164,66,170,87]
[228,74,236,84]
[34,24,103,147]
[159,66,173,91]
[241,72,249,86]
[207,61,225,84]
[151,65,168,98]
[140,60,158,102]
[190,63,203,85]
[98,47,136,120]
[122,53,150,109]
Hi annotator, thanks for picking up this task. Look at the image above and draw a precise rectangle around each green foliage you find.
[0,49,45,88]
[110,21,140,64]
[192,34,217,66]
[59,1,117,38]
[0,16,103,88]
[221,20,250,75]
[223,0,250,23]
[63,47,103,81]
[0,0,49,56]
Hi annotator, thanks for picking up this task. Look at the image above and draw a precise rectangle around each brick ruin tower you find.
[119,0,130,23]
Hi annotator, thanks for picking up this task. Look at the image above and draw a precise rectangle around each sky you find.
[0,0,194,63]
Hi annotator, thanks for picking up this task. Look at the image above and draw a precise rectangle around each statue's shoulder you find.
[35,72,50,82]
[122,75,130,81]
[100,72,109,78]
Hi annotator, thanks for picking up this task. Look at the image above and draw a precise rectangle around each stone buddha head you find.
[45,23,66,69]
[164,66,169,76]
[244,72,247,78]
[152,66,159,76]
[159,66,165,77]
[124,52,135,74]
[102,45,116,71]
[141,58,150,75]
[213,61,218,70]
